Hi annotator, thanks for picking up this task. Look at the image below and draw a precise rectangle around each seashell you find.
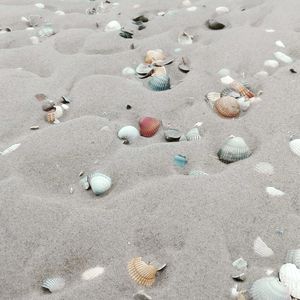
[215,96,240,118]
[28,15,43,27]
[152,66,167,77]
[87,172,112,196]
[61,104,69,111]
[289,138,300,156]
[186,127,201,141]
[218,136,252,164]
[264,59,279,68]
[55,10,65,15]
[250,277,291,300]
[178,32,193,45]
[254,162,274,175]
[41,277,65,293]
[61,96,70,104]
[80,175,90,190]
[104,20,121,32]
[230,81,255,99]
[1,143,21,155]
[237,97,251,111]
[266,187,285,197]
[122,67,136,76]
[119,30,133,39]
[182,0,192,6]
[164,128,182,142]
[186,6,197,11]
[286,249,300,268]
[232,257,248,270]
[255,71,269,78]
[231,273,246,282]
[53,106,64,119]
[206,19,225,30]
[136,64,153,77]
[221,75,234,85]
[216,6,230,14]
[144,49,166,64]
[132,15,149,23]
[118,126,140,143]
[217,68,230,77]
[35,3,45,8]
[46,110,56,123]
[139,117,160,137]
[81,266,105,281]
[205,92,221,108]
[274,52,293,64]
[178,56,191,73]
[174,154,188,167]
[152,57,175,67]
[42,100,55,111]
[148,75,170,91]
[253,236,274,257]
[30,125,39,130]
[275,40,285,48]
[133,290,152,300]
[221,88,240,99]
[38,24,55,37]
[279,263,300,299]
[128,257,157,286]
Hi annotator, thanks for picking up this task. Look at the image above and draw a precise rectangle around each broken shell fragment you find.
[266,187,285,197]
[42,100,55,111]
[220,88,240,99]
[230,81,255,99]
[178,56,191,73]
[206,19,225,30]
[232,257,248,271]
[216,6,230,14]
[186,127,201,141]
[144,49,166,64]
[148,75,170,91]
[253,236,274,257]
[120,30,133,39]
[232,273,246,282]
[122,67,136,76]
[286,249,300,268]
[215,96,240,118]
[178,32,193,45]
[118,126,140,143]
[81,266,105,281]
[164,128,182,142]
[279,263,300,299]
[80,175,90,190]
[289,138,300,156]
[264,60,279,68]
[46,110,56,123]
[205,92,221,108]
[53,105,64,119]
[41,277,65,293]
[38,23,55,37]
[274,52,293,64]
[139,117,160,137]
[87,172,112,196]
[104,20,121,32]
[133,290,152,300]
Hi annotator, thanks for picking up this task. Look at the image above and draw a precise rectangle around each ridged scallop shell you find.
[237,97,251,111]
[253,236,274,257]
[266,187,285,197]
[217,136,251,163]
[289,138,300,156]
[286,249,300,268]
[178,32,193,45]
[81,266,105,281]
[215,96,240,118]
[118,126,140,143]
[41,277,65,293]
[254,162,274,175]
[279,263,300,299]
[205,92,221,108]
[87,172,112,196]
[144,49,166,64]
[46,110,56,123]
[104,20,121,32]
[128,257,157,286]
[186,127,201,141]
[148,75,170,91]
[250,277,291,300]
[231,81,255,99]
[139,117,160,137]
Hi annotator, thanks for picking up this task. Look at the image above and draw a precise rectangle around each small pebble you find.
[126,104,132,110]
[186,6,197,11]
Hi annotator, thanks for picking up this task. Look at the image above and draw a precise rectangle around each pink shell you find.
[139,117,160,137]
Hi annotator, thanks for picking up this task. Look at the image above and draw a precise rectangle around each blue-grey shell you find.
[148,75,170,91]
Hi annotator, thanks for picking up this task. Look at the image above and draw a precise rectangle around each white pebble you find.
[186,6,197,11]
[55,10,65,15]
[275,40,285,48]
[26,27,35,31]
[274,51,293,63]
[104,20,121,32]
[264,59,279,68]
[220,75,234,85]
[216,6,229,14]
[35,3,45,8]
[265,29,275,33]
[266,186,285,197]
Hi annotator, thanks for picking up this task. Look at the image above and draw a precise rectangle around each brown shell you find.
[46,110,56,123]
[231,81,255,99]
[144,49,166,64]
[215,96,240,118]
[128,257,157,286]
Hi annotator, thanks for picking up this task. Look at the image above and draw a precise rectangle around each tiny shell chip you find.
[54,106,64,119]
[221,75,234,85]
[275,40,285,48]
[189,169,208,176]
[254,162,274,175]
[118,126,140,143]
[119,30,134,39]
[206,19,225,30]
[30,36,39,44]
[274,51,293,64]
[122,67,136,76]
[266,187,285,197]
[264,59,279,68]
[139,117,160,137]
[279,263,300,299]
[231,273,246,282]
[232,257,247,270]
[178,32,193,45]
[61,104,69,110]
[55,10,65,15]
[148,75,170,91]
[164,128,182,142]
[253,236,274,257]
[144,49,166,64]
[88,172,112,196]
[289,138,300,156]
[216,6,230,14]
[80,175,90,190]
[286,249,300,268]
[104,20,121,32]
[178,56,190,73]
[174,154,188,167]
[186,6,197,11]
[132,15,149,23]
[133,290,152,300]
[41,277,65,293]
[81,266,105,281]
[215,96,240,118]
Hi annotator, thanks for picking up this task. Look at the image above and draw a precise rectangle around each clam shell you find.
[206,19,225,30]
[164,128,182,142]
[254,162,274,175]
[250,277,291,300]
[104,20,121,32]
[139,117,160,137]
[230,81,255,99]
[286,249,300,268]
[144,49,165,64]
[174,154,188,167]
[81,266,105,281]
[279,263,300,299]
[41,277,65,293]
[88,172,112,196]
[289,138,300,156]
[266,187,285,197]
[205,92,221,108]
[128,257,157,286]
[253,236,274,257]
[178,56,190,73]
[118,126,140,143]
[148,75,170,91]
[186,127,201,141]
[217,136,252,163]
[178,32,193,45]
[133,290,152,300]
[215,96,240,118]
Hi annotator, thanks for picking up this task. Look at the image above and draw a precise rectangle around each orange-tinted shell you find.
[46,110,56,123]
[144,49,166,64]
[215,96,240,118]
[139,117,160,137]
[128,257,157,286]
[231,81,255,99]
[152,66,167,77]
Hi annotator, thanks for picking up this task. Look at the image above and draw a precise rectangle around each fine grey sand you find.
[1,0,300,299]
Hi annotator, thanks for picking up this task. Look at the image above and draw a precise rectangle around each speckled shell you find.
[231,81,255,99]
[279,263,300,299]
[144,49,166,64]
[139,117,160,137]
[286,249,300,268]
[87,172,112,196]
[41,277,65,293]
[128,257,157,286]
[148,75,170,91]
[215,96,240,118]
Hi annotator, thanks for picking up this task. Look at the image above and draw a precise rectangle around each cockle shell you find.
[148,75,170,91]
[41,277,65,293]
[139,117,160,137]
[286,249,300,268]
[87,172,112,195]
[254,162,274,175]
[231,81,255,99]
[250,277,291,300]
[128,257,157,286]
[81,266,105,280]
[205,92,221,108]
[215,96,240,118]
[289,138,300,156]
[104,20,121,32]
[144,49,166,64]
[186,127,201,141]
[178,32,193,45]
[217,136,252,164]
[266,187,285,197]
[253,236,274,257]
[118,126,140,143]
[279,263,300,299]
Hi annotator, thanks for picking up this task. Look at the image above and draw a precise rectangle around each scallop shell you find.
[81,266,105,281]
[205,92,221,108]
[41,277,65,293]
[144,49,166,64]
[164,128,182,142]
[266,187,285,197]
[215,96,240,118]
[128,257,157,286]
[87,172,112,196]
[178,32,193,45]
[148,75,170,91]
[118,126,140,143]
[289,138,300,156]
[231,81,255,99]
[254,162,274,175]
[253,236,274,257]
[139,117,160,137]
[279,263,300,299]
[186,127,201,141]
[217,136,252,164]
[286,249,300,268]
[250,277,291,300]
[104,20,121,32]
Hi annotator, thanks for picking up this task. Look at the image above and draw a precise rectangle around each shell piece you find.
[215,96,240,118]
[120,30,134,39]
[42,99,55,111]
[128,257,157,286]
[237,97,251,111]
[122,67,136,76]
[250,277,291,300]
[275,40,285,48]
[216,6,230,14]
[266,187,285,197]
[81,266,105,281]
[206,19,225,30]
[253,236,274,257]
[139,117,160,137]
[41,277,65,293]
[54,106,64,119]
[221,88,240,98]
[279,263,300,299]
[264,59,279,68]
[205,92,221,108]
[148,75,170,91]
[274,52,293,64]
[289,138,300,156]
[254,162,274,175]
[46,111,56,123]
[178,32,193,45]
[118,126,140,143]
[178,56,190,73]
[174,154,188,167]
[186,127,201,141]
[80,175,90,190]
[133,290,152,300]
[232,257,248,270]
[152,66,167,77]
[104,20,121,32]
[189,169,208,176]
[164,128,182,142]
[230,81,255,99]
[136,63,153,77]
[218,136,252,164]
[286,249,300,268]
[35,3,45,8]
[144,49,165,64]
[38,24,55,37]
[88,172,112,196]
[221,75,235,85]
[1,143,21,155]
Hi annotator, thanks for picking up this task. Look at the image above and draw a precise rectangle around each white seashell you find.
[232,257,248,270]
[136,63,153,76]
[178,32,193,45]
[230,284,239,299]
[30,36,39,44]
[35,3,45,8]
[186,127,201,141]
[217,68,230,77]
[55,10,65,15]
[253,236,274,257]
[289,138,300,156]
[275,40,285,48]
[216,6,230,14]
[286,249,300,268]
[250,277,291,300]
[279,263,300,299]
[41,277,65,293]
[221,75,234,85]
[254,71,269,78]
[88,173,112,195]
[265,29,275,32]
[237,97,250,111]
[118,126,140,143]
[104,20,121,32]
[254,162,274,175]
[122,67,135,76]
[157,11,166,16]
[53,119,60,124]
[274,52,293,64]
[1,143,21,155]
[26,27,34,31]
[264,60,279,68]
[186,6,197,11]
[205,92,221,108]
[266,187,285,197]
[54,106,64,119]
[81,266,105,280]
[38,24,55,37]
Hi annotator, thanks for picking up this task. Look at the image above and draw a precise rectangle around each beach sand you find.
[0,0,300,299]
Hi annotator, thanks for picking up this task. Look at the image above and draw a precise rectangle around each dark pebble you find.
[206,19,225,30]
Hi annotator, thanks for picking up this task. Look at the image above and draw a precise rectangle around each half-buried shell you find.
[139,117,160,137]
[289,138,300,157]
[164,128,182,142]
[215,96,240,118]
[286,249,300,268]
[279,263,300,299]
[206,19,225,30]
[41,277,65,293]
[118,126,140,143]
[87,172,112,196]
[148,75,170,91]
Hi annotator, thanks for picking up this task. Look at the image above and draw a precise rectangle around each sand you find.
[0,0,300,299]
